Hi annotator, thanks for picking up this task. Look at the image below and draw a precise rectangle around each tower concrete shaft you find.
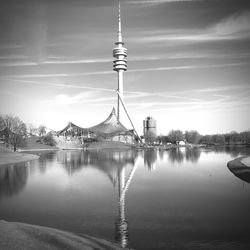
[113,2,127,122]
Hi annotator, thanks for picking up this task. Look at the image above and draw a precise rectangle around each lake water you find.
[0,147,250,250]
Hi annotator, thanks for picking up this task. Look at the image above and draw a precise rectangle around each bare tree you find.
[0,115,27,136]
[26,123,38,136]
[38,125,46,137]
[0,114,27,151]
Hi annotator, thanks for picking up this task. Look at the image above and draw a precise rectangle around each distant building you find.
[143,117,157,143]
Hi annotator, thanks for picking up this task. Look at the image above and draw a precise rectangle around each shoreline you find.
[0,151,40,166]
[227,156,250,169]
[18,148,59,152]
[86,141,136,150]
[227,156,250,183]
[0,220,128,250]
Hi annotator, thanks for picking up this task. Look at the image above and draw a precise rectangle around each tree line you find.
[0,114,52,151]
[158,129,250,145]
[1,114,250,150]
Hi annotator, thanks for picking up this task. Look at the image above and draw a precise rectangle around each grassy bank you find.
[0,145,39,166]
[0,220,128,250]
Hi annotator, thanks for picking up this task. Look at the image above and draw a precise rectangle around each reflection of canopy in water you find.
[57,150,137,185]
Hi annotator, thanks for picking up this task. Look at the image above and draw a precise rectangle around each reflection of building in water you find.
[0,163,29,198]
[144,149,157,170]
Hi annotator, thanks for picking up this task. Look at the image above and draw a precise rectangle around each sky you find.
[0,0,249,135]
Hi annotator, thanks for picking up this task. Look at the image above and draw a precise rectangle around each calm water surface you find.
[0,147,250,250]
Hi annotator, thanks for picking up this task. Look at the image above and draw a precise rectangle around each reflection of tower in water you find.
[115,151,139,248]
[115,167,128,248]
[57,149,138,248]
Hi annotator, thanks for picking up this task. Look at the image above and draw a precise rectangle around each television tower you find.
[113,2,127,122]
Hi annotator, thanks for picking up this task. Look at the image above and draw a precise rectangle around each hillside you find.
[20,136,59,151]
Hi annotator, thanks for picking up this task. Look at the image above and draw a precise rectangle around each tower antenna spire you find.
[118,1,122,43]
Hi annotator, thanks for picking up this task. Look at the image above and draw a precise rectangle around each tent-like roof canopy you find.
[87,107,127,135]
[57,108,133,136]
[57,121,87,135]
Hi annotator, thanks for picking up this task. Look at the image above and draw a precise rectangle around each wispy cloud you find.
[0,55,166,67]
[1,62,247,79]
[0,55,28,60]
[92,83,250,115]
[133,11,250,43]
[192,85,250,93]
[127,93,250,113]
[0,61,39,67]
[0,89,26,99]
[1,78,116,92]
[212,11,250,38]
[0,45,23,50]
[127,62,249,73]
[43,58,111,65]
[42,92,101,105]
[166,52,250,60]
[0,70,113,78]
[0,76,217,105]
[126,0,204,5]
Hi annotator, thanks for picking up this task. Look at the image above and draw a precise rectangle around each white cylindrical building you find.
[143,116,157,143]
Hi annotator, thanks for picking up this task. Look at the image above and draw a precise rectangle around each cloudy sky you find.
[0,0,249,135]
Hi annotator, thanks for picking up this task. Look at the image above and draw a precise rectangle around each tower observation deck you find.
[113,2,127,122]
